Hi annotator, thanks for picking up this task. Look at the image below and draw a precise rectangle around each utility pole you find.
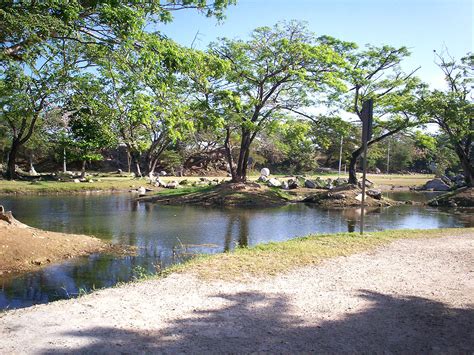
[386,140,391,174]
[338,135,343,176]
[63,148,67,173]
[360,99,373,235]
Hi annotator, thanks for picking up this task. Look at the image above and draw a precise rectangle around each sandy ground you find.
[0,220,108,275]
[1,234,473,353]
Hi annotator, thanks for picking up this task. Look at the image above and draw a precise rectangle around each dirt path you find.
[1,234,473,353]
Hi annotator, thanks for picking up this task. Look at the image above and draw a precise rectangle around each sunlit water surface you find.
[0,193,472,310]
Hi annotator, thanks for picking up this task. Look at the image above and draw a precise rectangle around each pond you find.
[0,193,472,310]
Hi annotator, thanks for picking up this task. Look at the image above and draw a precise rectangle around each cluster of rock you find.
[257,168,355,191]
[145,174,223,193]
[421,174,466,191]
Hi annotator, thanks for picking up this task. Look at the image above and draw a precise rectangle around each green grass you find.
[0,172,433,194]
[162,228,473,281]
[151,184,215,197]
[0,177,143,194]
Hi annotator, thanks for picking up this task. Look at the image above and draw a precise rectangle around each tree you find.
[0,0,235,179]
[1,0,235,61]
[64,75,117,177]
[97,35,226,176]
[0,51,72,179]
[203,21,354,182]
[417,52,473,186]
[344,45,421,184]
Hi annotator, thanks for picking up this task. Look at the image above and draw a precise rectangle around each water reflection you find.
[0,193,472,310]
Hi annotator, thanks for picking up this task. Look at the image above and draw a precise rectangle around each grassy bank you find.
[0,173,432,194]
[164,228,473,281]
[0,177,139,194]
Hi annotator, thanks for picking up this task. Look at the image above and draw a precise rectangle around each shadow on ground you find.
[46,290,474,353]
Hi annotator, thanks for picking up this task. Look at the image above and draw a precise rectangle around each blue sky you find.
[159,0,473,89]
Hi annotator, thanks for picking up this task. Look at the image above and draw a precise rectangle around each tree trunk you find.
[233,129,251,183]
[224,128,237,182]
[454,144,474,187]
[5,140,20,180]
[126,150,131,173]
[131,152,142,177]
[63,148,67,173]
[348,146,363,184]
[29,154,37,175]
[80,160,86,179]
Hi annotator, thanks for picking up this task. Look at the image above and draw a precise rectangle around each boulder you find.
[137,186,146,196]
[334,177,348,186]
[287,179,299,189]
[424,178,451,191]
[73,179,80,183]
[155,178,166,187]
[166,181,179,189]
[375,167,381,174]
[358,179,374,189]
[260,168,270,177]
[440,175,452,186]
[267,178,282,188]
[366,189,382,200]
[304,179,316,189]
[325,178,333,189]
[281,181,289,190]
[257,175,269,183]
[116,169,123,174]
[159,171,167,176]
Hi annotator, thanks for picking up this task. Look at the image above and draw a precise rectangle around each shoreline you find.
[1,228,472,352]
[0,219,135,276]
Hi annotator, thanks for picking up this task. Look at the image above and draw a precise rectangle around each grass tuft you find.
[162,228,473,281]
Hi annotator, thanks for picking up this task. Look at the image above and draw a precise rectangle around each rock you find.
[440,175,452,186]
[154,178,166,187]
[325,178,333,189]
[358,179,374,189]
[0,206,14,224]
[260,168,270,177]
[304,179,316,189]
[281,181,289,190]
[257,175,269,183]
[179,179,189,185]
[159,171,167,176]
[199,177,210,182]
[267,178,281,188]
[334,177,348,186]
[328,192,346,199]
[166,181,179,189]
[73,179,80,183]
[355,193,364,202]
[137,186,146,196]
[366,189,382,200]
[117,169,123,174]
[424,178,451,191]
[287,179,299,189]
[375,167,381,174]
[453,174,465,183]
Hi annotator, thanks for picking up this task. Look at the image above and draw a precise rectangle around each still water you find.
[0,193,472,310]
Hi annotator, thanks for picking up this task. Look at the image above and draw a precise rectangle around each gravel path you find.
[1,234,473,353]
